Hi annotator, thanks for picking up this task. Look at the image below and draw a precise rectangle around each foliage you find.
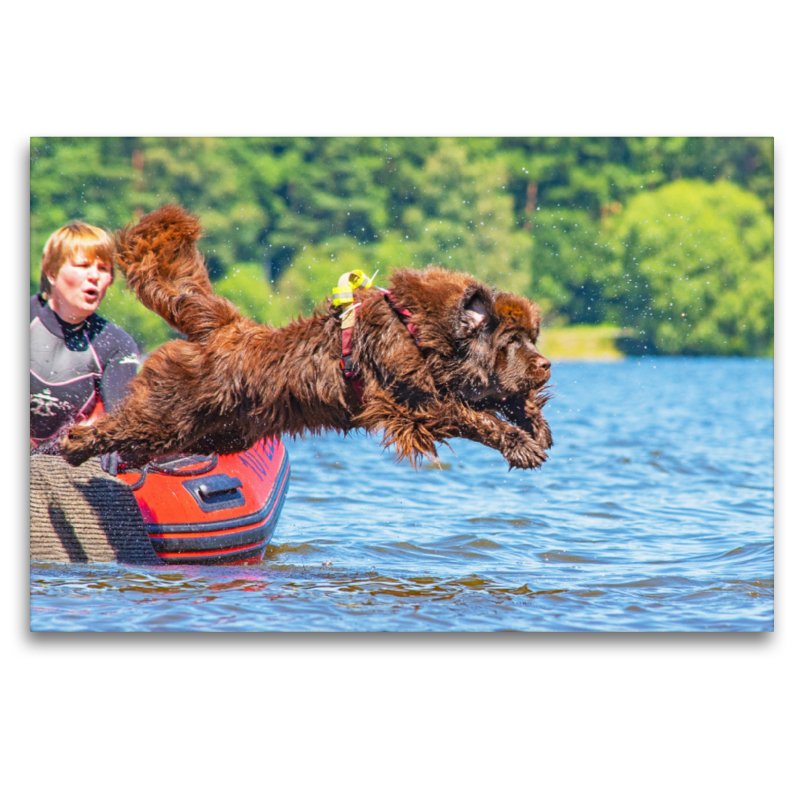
[99,281,173,351]
[528,207,611,325]
[30,137,773,355]
[372,139,533,295]
[604,180,774,355]
[214,263,281,327]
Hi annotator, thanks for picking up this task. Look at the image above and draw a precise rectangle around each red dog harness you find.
[333,270,421,402]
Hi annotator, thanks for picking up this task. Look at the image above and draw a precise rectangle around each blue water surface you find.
[30,357,774,632]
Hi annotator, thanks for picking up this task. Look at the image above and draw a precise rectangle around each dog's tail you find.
[115,204,240,341]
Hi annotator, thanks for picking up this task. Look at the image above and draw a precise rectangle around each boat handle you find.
[182,474,246,513]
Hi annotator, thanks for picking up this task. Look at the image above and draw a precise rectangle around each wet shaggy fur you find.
[60,205,553,469]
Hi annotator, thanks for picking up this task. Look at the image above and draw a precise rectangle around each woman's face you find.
[47,250,113,323]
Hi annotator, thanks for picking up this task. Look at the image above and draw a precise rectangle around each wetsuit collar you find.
[36,294,90,339]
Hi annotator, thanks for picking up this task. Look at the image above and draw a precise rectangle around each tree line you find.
[30,137,774,355]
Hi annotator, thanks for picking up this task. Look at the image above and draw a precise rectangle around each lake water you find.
[30,357,773,632]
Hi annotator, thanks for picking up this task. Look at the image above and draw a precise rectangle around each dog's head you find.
[387,267,550,404]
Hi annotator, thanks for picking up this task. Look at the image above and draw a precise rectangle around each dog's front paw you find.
[502,429,548,470]
[524,395,553,451]
[526,411,553,451]
[59,425,98,467]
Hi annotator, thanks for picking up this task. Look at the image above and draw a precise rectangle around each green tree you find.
[275,138,534,312]
[100,282,173,351]
[215,263,282,326]
[527,207,613,325]
[605,180,773,355]
[374,139,533,296]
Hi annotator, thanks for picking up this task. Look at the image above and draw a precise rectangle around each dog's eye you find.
[513,337,536,353]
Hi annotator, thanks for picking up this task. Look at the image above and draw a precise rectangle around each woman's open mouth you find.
[83,289,99,304]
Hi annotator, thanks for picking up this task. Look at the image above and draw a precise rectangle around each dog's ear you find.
[460,291,490,335]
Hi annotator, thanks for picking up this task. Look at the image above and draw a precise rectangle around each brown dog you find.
[60,205,552,469]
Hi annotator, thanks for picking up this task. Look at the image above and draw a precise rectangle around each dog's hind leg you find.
[60,401,205,467]
[60,340,232,467]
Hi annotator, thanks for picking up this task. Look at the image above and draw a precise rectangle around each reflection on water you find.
[31,358,773,632]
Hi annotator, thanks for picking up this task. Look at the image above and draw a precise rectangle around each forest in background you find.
[29,137,774,356]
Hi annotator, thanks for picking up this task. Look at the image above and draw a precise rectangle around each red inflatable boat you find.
[117,437,290,565]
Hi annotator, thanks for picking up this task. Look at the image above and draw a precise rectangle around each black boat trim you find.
[150,489,288,553]
[151,477,290,564]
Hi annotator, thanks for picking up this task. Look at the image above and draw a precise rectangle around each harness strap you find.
[340,324,363,399]
[385,293,421,345]
[335,271,375,402]
[334,272,424,403]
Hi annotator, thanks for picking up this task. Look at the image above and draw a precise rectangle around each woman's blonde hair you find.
[39,221,115,297]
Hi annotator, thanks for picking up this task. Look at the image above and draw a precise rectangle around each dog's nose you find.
[537,355,551,372]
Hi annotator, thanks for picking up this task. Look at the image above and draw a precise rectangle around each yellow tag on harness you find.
[332,270,374,307]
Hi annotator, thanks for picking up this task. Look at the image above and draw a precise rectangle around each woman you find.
[30,221,139,455]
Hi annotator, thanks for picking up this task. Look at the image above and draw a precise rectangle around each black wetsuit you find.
[30,294,139,447]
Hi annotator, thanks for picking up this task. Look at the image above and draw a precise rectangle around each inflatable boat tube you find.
[117,437,290,565]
